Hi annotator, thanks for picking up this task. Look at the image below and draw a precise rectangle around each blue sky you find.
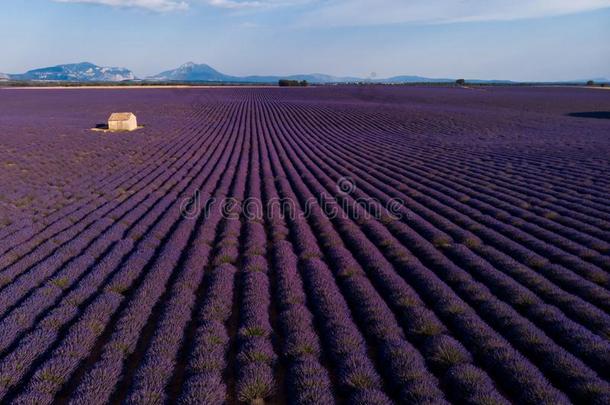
[1,0,609,81]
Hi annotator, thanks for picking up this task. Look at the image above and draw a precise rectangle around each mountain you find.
[8,62,136,82]
[284,73,363,83]
[0,72,8,81]
[583,77,609,83]
[148,62,236,82]
[380,75,454,83]
[382,75,514,84]
[461,79,515,84]
[230,73,360,84]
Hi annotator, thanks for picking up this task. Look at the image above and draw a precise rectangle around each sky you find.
[0,0,609,81]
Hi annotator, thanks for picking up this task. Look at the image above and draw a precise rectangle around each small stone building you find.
[108,112,138,131]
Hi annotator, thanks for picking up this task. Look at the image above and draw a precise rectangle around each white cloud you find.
[53,0,610,18]
[205,0,308,9]
[55,0,304,11]
[206,0,266,8]
[301,0,610,26]
[54,0,189,12]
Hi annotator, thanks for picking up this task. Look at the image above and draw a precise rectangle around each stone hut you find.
[108,112,138,131]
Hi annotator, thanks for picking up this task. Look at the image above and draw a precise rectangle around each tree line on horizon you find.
[278,79,309,87]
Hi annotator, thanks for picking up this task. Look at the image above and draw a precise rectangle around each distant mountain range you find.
[0,61,497,84]
[150,62,366,84]
[584,77,610,83]
[1,62,607,84]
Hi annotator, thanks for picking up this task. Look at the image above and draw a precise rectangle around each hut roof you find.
[108,112,135,121]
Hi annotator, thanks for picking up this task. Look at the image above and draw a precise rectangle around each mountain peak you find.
[9,62,136,82]
[73,61,96,67]
[150,62,228,82]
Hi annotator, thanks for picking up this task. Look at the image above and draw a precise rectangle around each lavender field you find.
[0,85,609,405]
